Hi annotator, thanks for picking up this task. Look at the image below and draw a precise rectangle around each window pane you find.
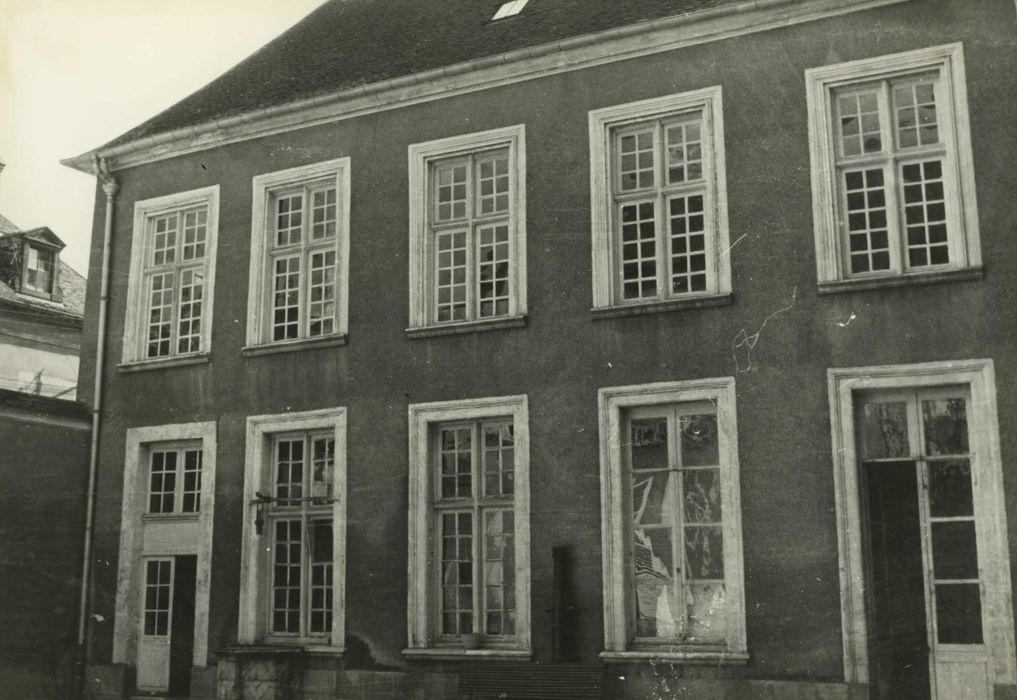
[435,230,468,322]
[177,268,203,354]
[147,272,175,358]
[837,90,881,156]
[931,521,978,580]
[310,186,338,240]
[275,194,303,246]
[922,397,968,456]
[483,423,514,497]
[435,163,468,222]
[181,208,208,260]
[182,449,202,513]
[629,417,667,471]
[859,401,910,459]
[843,168,891,274]
[148,451,177,514]
[682,469,721,524]
[633,527,678,639]
[311,436,335,501]
[669,194,708,294]
[632,472,675,527]
[308,250,336,337]
[309,521,334,635]
[151,214,178,266]
[440,427,472,499]
[272,256,301,341]
[275,438,304,504]
[271,520,302,634]
[687,582,727,642]
[684,525,724,579]
[680,414,718,467]
[901,160,949,268]
[620,201,657,299]
[143,560,172,637]
[893,79,939,149]
[929,460,973,518]
[935,584,982,644]
[665,118,703,183]
[483,509,515,636]
[477,152,510,215]
[618,129,655,191]
[477,225,511,318]
[441,512,473,635]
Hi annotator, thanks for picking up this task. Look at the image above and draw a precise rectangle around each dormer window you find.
[24,246,55,295]
[492,0,528,20]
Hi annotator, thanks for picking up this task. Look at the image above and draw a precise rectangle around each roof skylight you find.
[492,0,529,20]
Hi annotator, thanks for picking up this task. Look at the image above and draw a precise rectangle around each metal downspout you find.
[75,157,118,697]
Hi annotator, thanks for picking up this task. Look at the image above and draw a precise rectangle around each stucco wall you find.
[76,0,1017,689]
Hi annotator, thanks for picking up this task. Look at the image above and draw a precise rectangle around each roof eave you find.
[61,0,912,175]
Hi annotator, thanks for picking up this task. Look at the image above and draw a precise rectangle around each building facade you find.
[67,0,1017,698]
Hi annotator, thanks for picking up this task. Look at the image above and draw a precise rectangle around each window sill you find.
[216,643,344,658]
[402,647,532,661]
[142,513,199,523]
[592,293,733,320]
[600,648,749,665]
[242,334,348,357]
[817,266,983,295]
[406,315,527,339]
[117,353,210,373]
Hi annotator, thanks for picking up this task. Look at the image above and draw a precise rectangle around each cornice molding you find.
[62,0,911,174]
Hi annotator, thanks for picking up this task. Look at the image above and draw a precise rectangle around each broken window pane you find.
[681,414,718,466]
[632,472,675,526]
[860,401,910,459]
[630,417,668,471]
[684,525,724,579]
[686,582,727,642]
[633,527,678,639]
[922,398,968,455]
[683,469,721,523]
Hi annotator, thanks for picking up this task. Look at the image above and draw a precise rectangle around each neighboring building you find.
[64,0,1017,698]
[0,389,90,698]
[0,221,87,398]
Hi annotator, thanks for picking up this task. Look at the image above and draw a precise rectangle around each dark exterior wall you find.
[78,0,1017,686]
[0,406,89,698]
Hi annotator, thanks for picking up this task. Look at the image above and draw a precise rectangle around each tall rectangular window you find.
[406,395,531,657]
[806,44,981,288]
[247,160,350,350]
[240,408,346,651]
[408,126,527,332]
[24,246,55,294]
[589,88,731,312]
[147,444,203,515]
[598,379,746,661]
[123,186,219,364]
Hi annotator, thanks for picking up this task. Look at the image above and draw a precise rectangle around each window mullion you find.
[655,121,669,299]
[300,187,312,339]
[472,422,483,635]
[670,409,687,639]
[877,81,906,275]
[467,157,478,322]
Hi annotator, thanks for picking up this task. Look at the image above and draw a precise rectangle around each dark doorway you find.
[168,555,197,696]
[861,460,931,700]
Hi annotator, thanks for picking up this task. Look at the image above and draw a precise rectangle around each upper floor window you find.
[123,186,220,364]
[805,43,981,289]
[406,395,531,658]
[24,245,55,295]
[408,126,527,332]
[589,88,731,313]
[598,378,747,662]
[246,159,350,351]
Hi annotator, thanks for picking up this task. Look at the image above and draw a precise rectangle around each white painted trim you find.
[246,158,351,347]
[112,421,217,668]
[805,43,980,284]
[63,0,912,174]
[238,407,348,651]
[407,125,527,330]
[588,86,730,309]
[405,394,531,653]
[827,359,1015,686]
[121,186,220,364]
[597,378,747,656]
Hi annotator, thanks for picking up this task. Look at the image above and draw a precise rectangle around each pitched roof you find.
[0,212,18,234]
[101,0,747,150]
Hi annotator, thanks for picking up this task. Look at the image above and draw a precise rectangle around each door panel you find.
[169,555,197,696]
[137,558,174,691]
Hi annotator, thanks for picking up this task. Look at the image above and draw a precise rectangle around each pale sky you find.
[0,0,330,275]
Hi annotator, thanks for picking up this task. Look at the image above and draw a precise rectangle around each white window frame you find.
[122,186,220,365]
[589,87,731,312]
[246,159,351,350]
[239,407,348,653]
[827,359,1016,688]
[145,441,204,515]
[806,43,981,289]
[112,421,217,669]
[407,125,527,332]
[405,394,531,659]
[22,244,57,297]
[598,378,747,663]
